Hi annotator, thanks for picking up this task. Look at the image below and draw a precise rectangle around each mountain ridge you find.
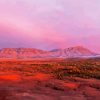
[0,46,99,59]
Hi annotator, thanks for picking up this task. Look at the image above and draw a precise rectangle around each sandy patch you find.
[0,74,21,81]
[32,73,51,81]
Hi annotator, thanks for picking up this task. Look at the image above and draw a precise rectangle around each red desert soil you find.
[0,74,21,81]
[32,73,51,80]
[0,59,99,100]
[60,81,79,89]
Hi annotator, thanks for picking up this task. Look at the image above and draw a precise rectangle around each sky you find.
[0,0,100,53]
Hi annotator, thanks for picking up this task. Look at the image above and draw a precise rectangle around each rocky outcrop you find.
[50,46,97,58]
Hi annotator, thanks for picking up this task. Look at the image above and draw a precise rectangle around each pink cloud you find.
[0,0,100,53]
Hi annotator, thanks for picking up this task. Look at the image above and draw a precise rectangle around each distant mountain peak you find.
[73,45,84,48]
[51,46,97,58]
[0,46,99,59]
[67,46,87,49]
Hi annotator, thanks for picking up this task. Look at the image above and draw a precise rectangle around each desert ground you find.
[0,58,99,100]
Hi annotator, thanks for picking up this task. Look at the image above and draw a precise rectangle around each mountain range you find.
[0,46,99,59]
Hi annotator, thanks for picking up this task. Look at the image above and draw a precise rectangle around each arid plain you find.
[0,58,99,100]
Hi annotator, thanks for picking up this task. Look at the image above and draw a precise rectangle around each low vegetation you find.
[0,58,100,80]
[0,58,100,100]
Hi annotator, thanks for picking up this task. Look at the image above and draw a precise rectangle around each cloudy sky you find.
[0,0,100,53]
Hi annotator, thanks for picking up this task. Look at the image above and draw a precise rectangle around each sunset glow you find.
[0,0,100,53]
